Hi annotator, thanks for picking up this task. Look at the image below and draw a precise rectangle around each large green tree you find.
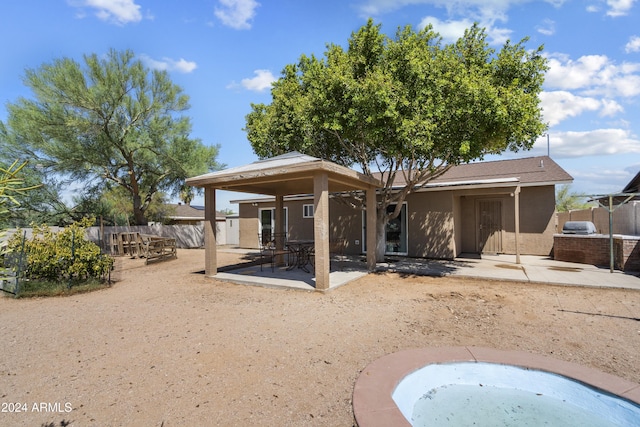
[2,48,222,225]
[245,20,548,260]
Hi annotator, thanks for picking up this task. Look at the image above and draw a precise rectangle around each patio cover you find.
[186,152,382,290]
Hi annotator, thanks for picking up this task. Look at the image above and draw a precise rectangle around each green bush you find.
[7,218,113,282]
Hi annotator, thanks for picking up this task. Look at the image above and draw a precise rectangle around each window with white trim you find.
[303,204,314,218]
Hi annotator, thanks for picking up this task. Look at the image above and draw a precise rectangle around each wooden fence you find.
[109,232,177,264]
[87,224,205,250]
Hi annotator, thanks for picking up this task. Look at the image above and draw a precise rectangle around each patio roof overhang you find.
[186,152,381,195]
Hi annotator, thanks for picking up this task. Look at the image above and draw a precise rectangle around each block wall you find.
[553,234,640,271]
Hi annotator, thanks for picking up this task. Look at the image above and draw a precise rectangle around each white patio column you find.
[314,172,330,290]
[204,186,217,276]
[366,186,377,272]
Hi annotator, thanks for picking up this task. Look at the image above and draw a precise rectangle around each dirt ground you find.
[1,248,639,427]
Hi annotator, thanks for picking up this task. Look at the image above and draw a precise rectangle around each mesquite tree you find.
[3,49,221,225]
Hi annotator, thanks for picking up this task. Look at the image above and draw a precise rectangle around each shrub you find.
[7,218,113,283]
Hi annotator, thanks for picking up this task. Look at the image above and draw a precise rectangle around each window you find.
[303,204,314,218]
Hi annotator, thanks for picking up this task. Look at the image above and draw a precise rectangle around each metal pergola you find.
[586,192,640,273]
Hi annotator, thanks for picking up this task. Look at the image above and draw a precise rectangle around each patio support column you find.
[366,186,377,272]
[275,195,285,266]
[204,186,217,276]
[314,172,330,290]
[514,186,521,264]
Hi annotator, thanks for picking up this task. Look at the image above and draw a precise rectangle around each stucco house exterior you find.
[233,156,573,259]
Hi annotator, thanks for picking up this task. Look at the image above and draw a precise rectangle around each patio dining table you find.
[286,240,314,273]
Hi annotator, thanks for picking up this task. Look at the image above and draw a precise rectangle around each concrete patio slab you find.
[213,257,368,291]
[214,248,640,291]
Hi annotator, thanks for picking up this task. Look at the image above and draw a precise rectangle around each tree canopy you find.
[2,48,222,225]
[245,20,548,259]
[556,184,592,212]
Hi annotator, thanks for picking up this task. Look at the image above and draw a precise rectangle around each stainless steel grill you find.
[561,221,597,235]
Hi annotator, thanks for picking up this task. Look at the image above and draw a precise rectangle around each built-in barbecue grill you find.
[561,221,597,235]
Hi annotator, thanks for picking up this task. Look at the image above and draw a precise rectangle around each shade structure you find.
[186,152,382,290]
[187,151,381,195]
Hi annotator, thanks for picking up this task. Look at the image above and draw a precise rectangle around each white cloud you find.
[545,53,640,98]
[605,0,636,17]
[540,91,601,126]
[544,129,640,158]
[417,16,512,45]
[418,16,472,42]
[359,0,567,19]
[240,69,276,92]
[536,18,555,36]
[599,99,624,117]
[68,0,142,25]
[359,0,519,16]
[586,0,636,16]
[139,55,197,74]
[214,0,259,30]
[545,54,608,90]
[540,91,625,126]
[625,35,640,53]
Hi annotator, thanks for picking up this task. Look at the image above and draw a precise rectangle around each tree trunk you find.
[132,193,148,225]
[375,207,387,262]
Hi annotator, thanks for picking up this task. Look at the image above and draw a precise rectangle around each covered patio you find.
[186,152,382,290]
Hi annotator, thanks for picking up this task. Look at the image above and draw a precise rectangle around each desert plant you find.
[1,160,40,285]
[7,218,113,283]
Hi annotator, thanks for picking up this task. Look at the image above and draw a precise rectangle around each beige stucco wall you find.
[406,191,456,259]
[458,185,556,256]
[328,200,365,254]
[236,184,557,257]
[516,186,557,255]
[238,203,260,248]
[237,198,365,253]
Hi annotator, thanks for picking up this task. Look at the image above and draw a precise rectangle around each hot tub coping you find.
[352,346,640,427]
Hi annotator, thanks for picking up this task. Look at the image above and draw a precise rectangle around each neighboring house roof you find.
[622,170,640,194]
[592,169,640,206]
[379,156,573,190]
[166,204,227,221]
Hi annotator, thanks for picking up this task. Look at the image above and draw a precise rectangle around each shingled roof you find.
[382,156,572,189]
[166,204,227,220]
[622,170,640,194]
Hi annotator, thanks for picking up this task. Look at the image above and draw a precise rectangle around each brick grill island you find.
[553,234,640,272]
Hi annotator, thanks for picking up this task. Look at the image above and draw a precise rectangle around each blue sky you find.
[1,0,639,212]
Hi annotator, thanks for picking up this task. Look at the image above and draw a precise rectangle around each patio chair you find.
[258,231,290,272]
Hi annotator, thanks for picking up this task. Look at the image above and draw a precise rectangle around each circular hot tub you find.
[353,347,640,427]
